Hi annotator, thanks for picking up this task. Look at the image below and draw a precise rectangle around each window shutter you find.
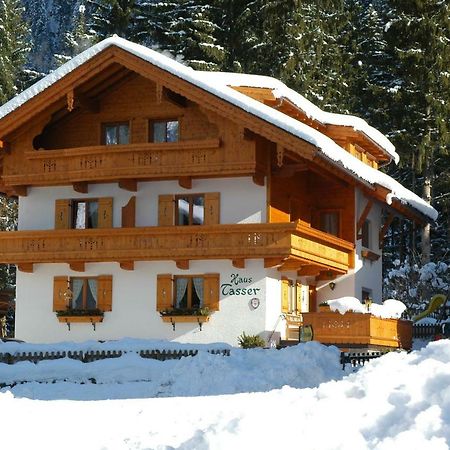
[204,193,220,225]
[158,195,175,226]
[157,274,173,311]
[203,273,220,311]
[98,197,113,228]
[55,200,71,229]
[296,281,302,313]
[53,276,70,311]
[121,196,136,228]
[281,278,289,313]
[97,275,113,311]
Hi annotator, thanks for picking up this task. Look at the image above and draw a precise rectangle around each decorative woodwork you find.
[176,260,189,270]
[361,249,381,262]
[232,259,246,269]
[119,179,137,192]
[178,176,192,189]
[73,182,88,194]
[302,311,412,349]
[120,261,134,271]
[0,222,354,273]
[69,262,85,272]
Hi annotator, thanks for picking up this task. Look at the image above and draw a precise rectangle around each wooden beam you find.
[156,83,163,103]
[252,173,265,186]
[264,258,285,268]
[66,89,75,112]
[17,263,33,273]
[278,259,304,271]
[119,179,137,192]
[176,260,189,270]
[356,199,373,239]
[297,265,322,277]
[379,213,395,249]
[0,140,11,154]
[70,262,85,272]
[232,259,246,269]
[271,163,308,178]
[73,182,88,194]
[120,261,134,271]
[315,270,337,281]
[178,176,192,189]
[164,87,188,107]
[14,185,28,196]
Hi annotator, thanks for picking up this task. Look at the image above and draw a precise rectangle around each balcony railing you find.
[2,138,256,187]
[0,221,353,272]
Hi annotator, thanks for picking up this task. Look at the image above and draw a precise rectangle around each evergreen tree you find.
[0,0,31,103]
[88,0,139,40]
[385,0,450,263]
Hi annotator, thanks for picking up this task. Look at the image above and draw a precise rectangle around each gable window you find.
[176,194,204,225]
[361,219,371,248]
[150,119,179,143]
[72,199,98,229]
[319,211,340,237]
[103,122,129,145]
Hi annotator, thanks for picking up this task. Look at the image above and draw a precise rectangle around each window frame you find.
[318,210,341,237]
[71,198,99,229]
[175,193,205,226]
[173,275,204,310]
[149,118,179,143]
[101,121,130,145]
[69,276,98,310]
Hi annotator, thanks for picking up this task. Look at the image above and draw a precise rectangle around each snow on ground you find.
[1,339,449,449]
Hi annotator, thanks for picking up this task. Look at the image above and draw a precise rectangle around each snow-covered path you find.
[1,340,449,449]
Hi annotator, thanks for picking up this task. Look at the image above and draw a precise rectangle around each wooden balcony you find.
[2,138,256,189]
[302,311,412,350]
[0,221,353,273]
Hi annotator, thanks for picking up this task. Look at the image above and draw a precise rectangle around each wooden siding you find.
[0,221,353,272]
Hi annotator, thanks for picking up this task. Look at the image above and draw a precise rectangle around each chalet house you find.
[0,37,437,345]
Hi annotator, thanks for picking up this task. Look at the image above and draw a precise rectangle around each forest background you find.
[0,0,448,316]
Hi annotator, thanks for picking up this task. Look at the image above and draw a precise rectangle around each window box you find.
[160,307,211,330]
[56,309,104,330]
[361,249,380,262]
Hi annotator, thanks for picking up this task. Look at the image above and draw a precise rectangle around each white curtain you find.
[193,277,204,307]
[75,202,86,229]
[175,278,189,308]
[72,279,84,309]
[87,279,98,309]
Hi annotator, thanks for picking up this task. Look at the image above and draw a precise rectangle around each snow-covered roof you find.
[0,36,437,220]
[196,71,399,163]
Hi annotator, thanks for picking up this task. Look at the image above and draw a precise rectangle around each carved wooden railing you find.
[2,138,256,187]
[0,222,353,271]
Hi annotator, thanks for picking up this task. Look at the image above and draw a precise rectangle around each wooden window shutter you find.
[204,193,220,225]
[53,276,70,311]
[203,273,220,311]
[296,281,302,313]
[158,195,175,226]
[98,197,113,228]
[157,274,173,311]
[55,200,71,229]
[97,275,113,311]
[281,278,289,313]
[121,196,136,228]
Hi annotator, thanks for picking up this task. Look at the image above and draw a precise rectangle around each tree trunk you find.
[421,150,433,264]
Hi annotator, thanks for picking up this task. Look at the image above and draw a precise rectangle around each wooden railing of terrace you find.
[0,221,354,273]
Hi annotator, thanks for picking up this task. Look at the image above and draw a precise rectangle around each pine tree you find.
[385,0,450,263]
[0,0,31,103]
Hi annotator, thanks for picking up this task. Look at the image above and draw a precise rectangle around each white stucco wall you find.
[15,259,278,345]
[18,177,266,230]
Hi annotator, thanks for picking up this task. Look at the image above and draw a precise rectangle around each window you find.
[175,194,204,225]
[103,122,129,145]
[70,278,98,310]
[362,219,371,248]
[72,199,98,229]
[174,276,204,309]
[319,211,340,237]
[150,120,179,143]
[55,198,113,230]
[362,288,372,302]
[156,273,220,312]
[53,275,112,313]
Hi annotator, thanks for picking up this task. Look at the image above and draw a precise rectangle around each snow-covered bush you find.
[383,258,449,316]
